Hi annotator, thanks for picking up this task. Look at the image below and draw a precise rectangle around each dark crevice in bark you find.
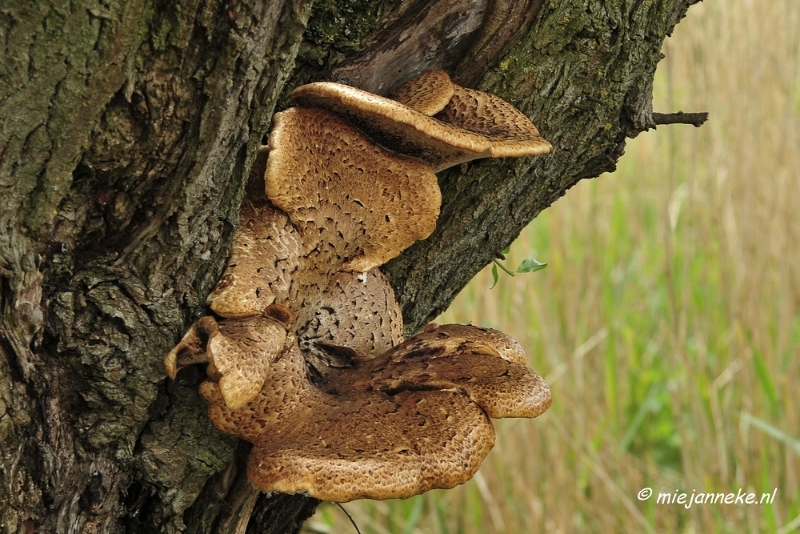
[247,494,321,534]
[453,0,546,87]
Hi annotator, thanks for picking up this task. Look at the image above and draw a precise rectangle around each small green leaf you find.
[516,258,548,273]
[501,246,511,254]
[490,263,499,289]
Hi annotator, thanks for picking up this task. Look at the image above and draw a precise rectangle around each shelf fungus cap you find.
[266,106,441,272]
[164,304,293,409]
[206,204,304,319]
[200,324,551,502]
[370,324,551,419]
[291,70,552,171]
[297,270,404,368]
[390,69,454,116]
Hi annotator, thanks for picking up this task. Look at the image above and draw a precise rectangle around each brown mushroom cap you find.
[390,69,454,116]
[190,269,404,411]
[201,341,494,502]
[199,324,551,501]
[247,388,495,502]
[411,322,528,365]
[206,203,304,319]
[164,308,292,409]
[266,106,441,272]
[181,103,441,409]
[435,85,552,158]
[291,70,552,171]
[297,270,404,368]
[366,324,551,419]
[164,316,220,379]
[205,145,306,319]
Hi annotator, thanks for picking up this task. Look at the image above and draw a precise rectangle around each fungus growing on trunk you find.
[165,69,553,501]
[201,325,551,502]
[390,68,455,116]
[291,69,552,171]
[265,106,441,273]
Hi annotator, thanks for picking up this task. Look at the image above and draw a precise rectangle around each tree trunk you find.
[0,0,699,532]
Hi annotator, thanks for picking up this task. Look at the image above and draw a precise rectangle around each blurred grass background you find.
[306,1,800,532]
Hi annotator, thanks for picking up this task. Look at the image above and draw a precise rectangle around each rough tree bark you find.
[0,0,701,532]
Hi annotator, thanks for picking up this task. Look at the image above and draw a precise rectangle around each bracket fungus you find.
[292,70,553,171]
[165,70,553,501]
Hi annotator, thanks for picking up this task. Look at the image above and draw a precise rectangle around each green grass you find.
[306,1,800,532]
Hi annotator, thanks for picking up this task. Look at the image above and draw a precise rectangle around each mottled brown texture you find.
[291,73,552,171]
[165,314,290,410]
[200,325,550,502]
[207,204,305,319]
[197,97,438,406]
[435,85,550,157]
[390,69,455,115]
[297,270,404,367]
[248,389,494,502]
[164,316,220,377]
[397,323,529,365]
[206,317,287,409]
[165,72,552,503]
[184,73,550,414]
[267,106,442,272]
[366,324,552,419]
[178,90,443,410]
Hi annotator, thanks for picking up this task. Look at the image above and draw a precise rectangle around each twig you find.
[653,111,709,127]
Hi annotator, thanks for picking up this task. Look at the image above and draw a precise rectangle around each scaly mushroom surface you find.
[390,69,454,116]
[164,69,553,501]
[266,106,441,272]
[201,325,551,502]
[291,69,553,171]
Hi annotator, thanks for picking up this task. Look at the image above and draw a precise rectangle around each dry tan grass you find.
[308,1,800,532]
